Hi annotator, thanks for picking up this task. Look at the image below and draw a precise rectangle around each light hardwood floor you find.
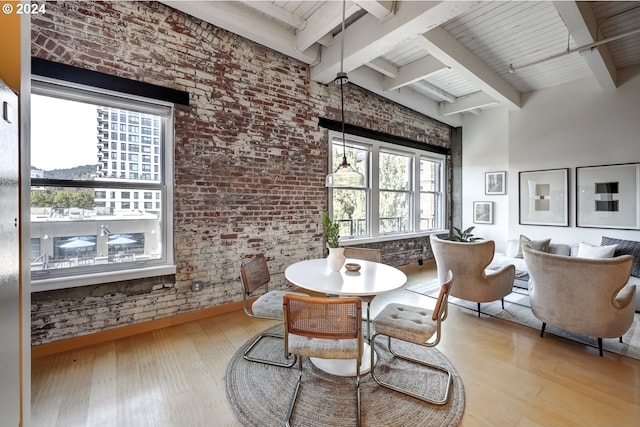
[31,264,640,427]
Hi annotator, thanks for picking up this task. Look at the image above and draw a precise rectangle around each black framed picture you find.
[576,163,640,229]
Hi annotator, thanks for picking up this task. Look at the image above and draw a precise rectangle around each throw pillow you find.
[515,235,551,258]
[601,236,640,277]
[576,242,616,259]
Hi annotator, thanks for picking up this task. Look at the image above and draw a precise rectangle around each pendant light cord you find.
[339,0,347,166]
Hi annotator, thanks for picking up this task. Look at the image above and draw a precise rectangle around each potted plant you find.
[321,212,345,271]
[451,226,482,242]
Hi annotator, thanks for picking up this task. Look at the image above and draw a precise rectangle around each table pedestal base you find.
[310,343,376,377]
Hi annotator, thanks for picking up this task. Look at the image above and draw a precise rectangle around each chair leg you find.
[370,333,452,405]
[243,332,297,368]
[366,302,371,342]
[286,356,361,427]
[619,336,623,344]
[598,338,603,357]
[477,302,481,317]
[285,357,303,427]
[356,358,361,427]
[540,322,546,338]
[501,298,504,309]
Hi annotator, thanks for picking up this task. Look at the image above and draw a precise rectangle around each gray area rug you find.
[225,324,465,427]
[407,281,640,360]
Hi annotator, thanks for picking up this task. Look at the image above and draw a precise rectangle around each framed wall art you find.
[473,201,493,224]
[485,171,506,195]
[519,168,569,226]
[576,163,640,229]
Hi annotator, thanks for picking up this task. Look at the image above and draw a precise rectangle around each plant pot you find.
[327,247,346,272]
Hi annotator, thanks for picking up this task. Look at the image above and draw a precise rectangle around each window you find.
[30,79,175,291]
[328,130,446,243]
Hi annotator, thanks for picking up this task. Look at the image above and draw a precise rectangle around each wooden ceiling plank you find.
[413,80,456,103]
[161,0,320,64]
[311,1,480,84]
[295,1,361,52]
[240,0,306,29]
[365,58,399,78]
[439,91,499,116]
[383,55,447,91]
[347,66,461,127]
[353,1,395,21]
[416,26,521,110]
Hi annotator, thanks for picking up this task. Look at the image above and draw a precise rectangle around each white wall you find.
[462,70,640,252]
[461,107,510,251]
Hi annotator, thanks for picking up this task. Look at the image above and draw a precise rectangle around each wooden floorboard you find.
[31,264,640,426]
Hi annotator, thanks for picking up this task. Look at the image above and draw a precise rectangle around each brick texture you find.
[30,1,451,345]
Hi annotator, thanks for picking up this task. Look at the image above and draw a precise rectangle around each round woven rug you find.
[225,325,465,427]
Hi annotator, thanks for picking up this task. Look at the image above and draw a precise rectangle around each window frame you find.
[30,77,176,291]
[328,130,447,244]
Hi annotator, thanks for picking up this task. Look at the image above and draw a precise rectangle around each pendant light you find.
[325,0,365,188]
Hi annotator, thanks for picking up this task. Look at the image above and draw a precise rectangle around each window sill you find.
[340,229,447,246]
[31,264,177,292]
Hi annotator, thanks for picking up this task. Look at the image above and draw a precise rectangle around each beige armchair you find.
[523,247,636,356]
[430,234,515,317]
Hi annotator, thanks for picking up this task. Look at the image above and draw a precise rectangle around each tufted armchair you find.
[430,234,515,317]
[523,247,636,356]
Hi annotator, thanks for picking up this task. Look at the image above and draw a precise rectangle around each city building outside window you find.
[328,130,446,243]
[30,79,175,291]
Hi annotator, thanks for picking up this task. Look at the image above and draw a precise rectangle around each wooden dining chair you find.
[283,294,363,427]
[240,254,307,367]
[369,271,454,405]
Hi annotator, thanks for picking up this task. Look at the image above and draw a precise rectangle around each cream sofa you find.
[489,237,640,312]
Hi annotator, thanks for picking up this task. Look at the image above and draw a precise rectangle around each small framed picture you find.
[485,171,506,195]
[473,201,493,224]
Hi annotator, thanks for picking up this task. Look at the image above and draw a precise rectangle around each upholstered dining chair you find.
[344,246,382,340]
[240,254,307,367]
[369,271,454,405]
[283,294,363,427]
[430,234,515,317]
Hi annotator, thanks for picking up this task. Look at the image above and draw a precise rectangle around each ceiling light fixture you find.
[325,0,365,189]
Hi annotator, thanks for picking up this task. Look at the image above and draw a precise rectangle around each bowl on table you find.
[345,263,361,272]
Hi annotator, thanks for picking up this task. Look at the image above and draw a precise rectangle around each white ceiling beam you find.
[240,1,305,29]
[383,55,447,91]
[365,58,398,78]
[311,1,480,84]
[160,1,320,65]
[413,80,455,103]
[415,27,521,110]
[346,66,462,127]
[439,92,499,116]
[295,1,362,52]
[354,1,395,21]
[553,1,617,90]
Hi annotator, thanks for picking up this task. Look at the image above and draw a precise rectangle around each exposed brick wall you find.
[30,1,451,345]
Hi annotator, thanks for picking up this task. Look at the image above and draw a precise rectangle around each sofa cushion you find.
[601,236,640,278]
[577,242,617,259]
[515,235,551,258]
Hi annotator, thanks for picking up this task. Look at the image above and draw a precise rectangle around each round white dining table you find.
[284,258,407,376]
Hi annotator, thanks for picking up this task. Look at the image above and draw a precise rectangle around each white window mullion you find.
[370,145,380,237]
[413,154,420,232]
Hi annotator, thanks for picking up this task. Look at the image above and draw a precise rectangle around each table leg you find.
[310,342,376,377]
